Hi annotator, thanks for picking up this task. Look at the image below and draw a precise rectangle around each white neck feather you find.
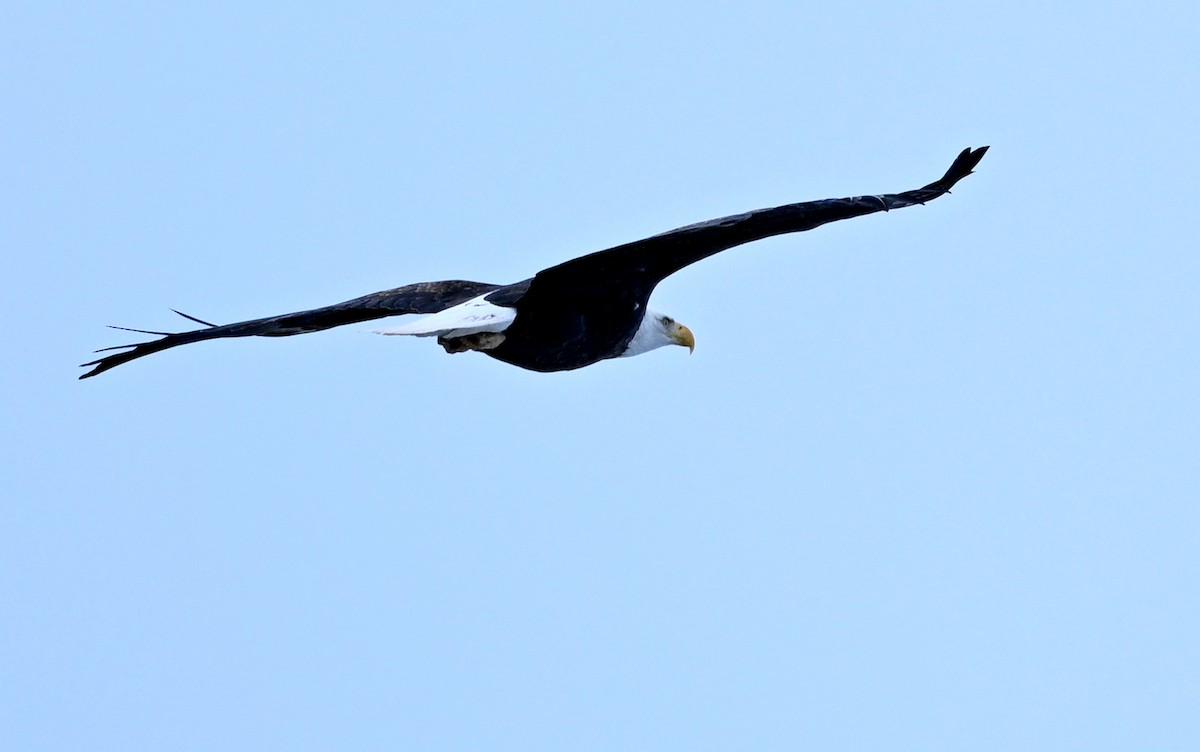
[620,310,675,358]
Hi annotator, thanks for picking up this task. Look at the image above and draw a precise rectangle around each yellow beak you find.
[671,323,696,354]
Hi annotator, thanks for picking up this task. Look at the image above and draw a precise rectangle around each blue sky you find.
[4,2,1198,750]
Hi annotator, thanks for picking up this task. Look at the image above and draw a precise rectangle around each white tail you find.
[374,293,516,338]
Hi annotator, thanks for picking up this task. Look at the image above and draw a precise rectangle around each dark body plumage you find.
[81,146,987,379]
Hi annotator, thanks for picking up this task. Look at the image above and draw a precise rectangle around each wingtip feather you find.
[171,309,218,327]
[919,145,989,195]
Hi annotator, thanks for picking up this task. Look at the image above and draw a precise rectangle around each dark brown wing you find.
[527,146,988,302]
[80,280,501,379]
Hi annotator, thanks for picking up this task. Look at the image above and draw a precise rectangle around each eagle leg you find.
[437,332,506,353]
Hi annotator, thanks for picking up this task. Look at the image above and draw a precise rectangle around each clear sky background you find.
[4,2,1197,750]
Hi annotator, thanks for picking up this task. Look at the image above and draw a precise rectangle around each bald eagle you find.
[80,146,987,379]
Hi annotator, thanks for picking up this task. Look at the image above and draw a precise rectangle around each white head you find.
[619,310,695,358]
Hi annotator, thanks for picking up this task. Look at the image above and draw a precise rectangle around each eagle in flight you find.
[81,146,987,379]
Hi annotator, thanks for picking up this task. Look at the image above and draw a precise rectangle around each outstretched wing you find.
[527,146,989,303]
[80,280,500,379]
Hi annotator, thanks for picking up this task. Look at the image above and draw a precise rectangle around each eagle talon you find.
[438,332,506,353]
